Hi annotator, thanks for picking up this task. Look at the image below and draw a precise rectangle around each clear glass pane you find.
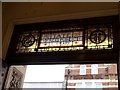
[17,63,118,89]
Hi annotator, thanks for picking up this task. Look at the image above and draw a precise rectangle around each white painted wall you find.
[24,65,67,82]
[23,65,67,88]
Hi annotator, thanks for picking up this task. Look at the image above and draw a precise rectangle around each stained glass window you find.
[16,31,39,53]
[38,27,84,52]
[85,25,113,50]
[16,24,113,53]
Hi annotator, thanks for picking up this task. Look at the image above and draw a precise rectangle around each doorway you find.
[4,63,118,89]
[3,15,119,90]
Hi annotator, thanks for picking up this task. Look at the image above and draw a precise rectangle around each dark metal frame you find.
[16,22,113,53]
[1,60,10,90]
[118,1,120,90]
[5,15,119,65]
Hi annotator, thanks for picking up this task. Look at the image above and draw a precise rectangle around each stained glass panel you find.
[39,30,83,52]
[73,31,83,46]
[85,25,113,50]
[16,31,39,53]
[16,24,113,53]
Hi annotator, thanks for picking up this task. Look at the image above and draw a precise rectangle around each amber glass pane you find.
[39,30,83,52]
[16,25,113,53]
[85,25,113,50]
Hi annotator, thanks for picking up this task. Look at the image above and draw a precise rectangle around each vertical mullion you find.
[49,33,52,51]
[37,31,42,52]
[107,25,110,46]
[60,32,61,51]
[85,26,88,49]
[72,31,74,48]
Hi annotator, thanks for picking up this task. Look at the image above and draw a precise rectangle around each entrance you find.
[2,15,119,90]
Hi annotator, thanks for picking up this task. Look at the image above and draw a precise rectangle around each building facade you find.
[65,64,118,90]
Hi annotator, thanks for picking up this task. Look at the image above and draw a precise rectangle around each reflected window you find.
[76,82,83,89]
[95,82,102,88]
[85,82,93,88]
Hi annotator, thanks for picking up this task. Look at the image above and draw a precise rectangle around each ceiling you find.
[2,2,118,39]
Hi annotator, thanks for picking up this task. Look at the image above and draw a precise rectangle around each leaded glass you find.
[16,24,113,53]
[16,31,39,53]
[39,29,83,52]
[85,25,113,50]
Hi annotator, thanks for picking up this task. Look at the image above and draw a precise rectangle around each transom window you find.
[16,24,113,53]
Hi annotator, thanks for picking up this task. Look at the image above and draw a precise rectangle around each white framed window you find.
[79,65,86,75]
[91,64,98,74]
[76,82,83,88]
[94,82,102,89]
[85,82,93,88]
[71,64,75,67]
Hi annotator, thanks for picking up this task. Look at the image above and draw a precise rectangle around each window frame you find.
[5,15,119,65]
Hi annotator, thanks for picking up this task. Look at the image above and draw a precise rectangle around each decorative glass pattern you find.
[16,24,113,53]
[85,25,113,50]
[38,29,83,52]
[16,31,39,53]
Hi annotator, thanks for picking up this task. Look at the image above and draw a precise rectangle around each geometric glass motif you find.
[38,28,84,52]
[90,30,106,44]
[40,31,83,47]
[16,31,39,53]
[16,24,113,53]
[85,25,113,50]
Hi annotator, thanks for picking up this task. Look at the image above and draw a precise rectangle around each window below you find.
[65,63,118,89]
[5,63,118,89]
